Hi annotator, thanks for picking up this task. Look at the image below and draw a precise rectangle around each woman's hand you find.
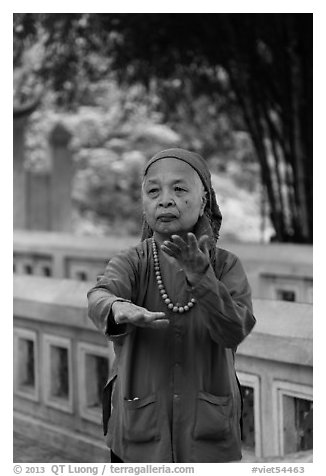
[112,301,169,328]
[160,233,210,285]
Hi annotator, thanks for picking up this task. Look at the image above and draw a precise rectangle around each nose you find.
[159,190,175,208]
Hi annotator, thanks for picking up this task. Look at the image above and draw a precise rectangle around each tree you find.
[13,13,312,243]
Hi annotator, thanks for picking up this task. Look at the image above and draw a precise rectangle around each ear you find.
[199,191,207,216]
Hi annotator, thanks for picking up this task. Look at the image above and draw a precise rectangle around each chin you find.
[159,227,176,235]
[158,227,190,238]
[154,224,177,236]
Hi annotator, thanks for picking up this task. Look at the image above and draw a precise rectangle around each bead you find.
[152,237,196,314]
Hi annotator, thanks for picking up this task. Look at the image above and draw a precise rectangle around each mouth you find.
[156,214,178,222]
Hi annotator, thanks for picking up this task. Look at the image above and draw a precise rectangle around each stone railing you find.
[13,231,313,303]
[13,275,312,462]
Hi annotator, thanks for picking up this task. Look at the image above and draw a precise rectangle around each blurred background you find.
[13,13,313,464]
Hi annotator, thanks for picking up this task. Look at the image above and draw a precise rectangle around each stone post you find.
[13,116,28,229]
[27,171,51,230]
[13,98,40,230]
[48,123,73,232]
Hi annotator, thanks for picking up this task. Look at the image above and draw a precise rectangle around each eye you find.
[174,186,187,193]
[147,188,159,196]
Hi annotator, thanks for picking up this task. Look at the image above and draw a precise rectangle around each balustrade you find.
[13,275,312,461]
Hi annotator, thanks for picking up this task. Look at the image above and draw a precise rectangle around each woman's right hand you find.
[112,301,169,329]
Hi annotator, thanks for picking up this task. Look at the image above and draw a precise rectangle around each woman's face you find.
[142,158,207,240]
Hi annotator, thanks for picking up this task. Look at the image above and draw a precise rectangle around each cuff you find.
[106,298,131,337]
[185,264,218,299]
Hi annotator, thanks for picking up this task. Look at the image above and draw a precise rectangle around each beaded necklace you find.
[152,237,196,313]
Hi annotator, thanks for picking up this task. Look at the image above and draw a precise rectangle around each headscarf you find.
[141,148,222,267]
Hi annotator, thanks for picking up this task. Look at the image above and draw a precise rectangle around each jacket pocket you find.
[123,394,159,443]
[193,391,232,441]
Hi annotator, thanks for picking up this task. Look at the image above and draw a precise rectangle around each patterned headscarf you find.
[141,148,222,266]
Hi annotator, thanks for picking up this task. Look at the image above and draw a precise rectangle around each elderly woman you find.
[87,148,256,463]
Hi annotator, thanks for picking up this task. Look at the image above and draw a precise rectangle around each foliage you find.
[24,77,263,240]
[97,13,312,243]
[14,13,312,242]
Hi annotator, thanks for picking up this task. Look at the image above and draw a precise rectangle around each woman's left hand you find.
[160,233,210,285]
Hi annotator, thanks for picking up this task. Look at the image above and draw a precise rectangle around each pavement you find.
[13,432,91,463]
[13,432,312,464]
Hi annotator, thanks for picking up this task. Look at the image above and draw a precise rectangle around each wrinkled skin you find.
[112,301,168,328]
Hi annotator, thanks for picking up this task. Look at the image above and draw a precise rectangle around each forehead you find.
[144,157,200,183]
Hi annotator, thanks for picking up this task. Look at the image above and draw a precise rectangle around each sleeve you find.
[87,250,139,340]
[186,252,256,348]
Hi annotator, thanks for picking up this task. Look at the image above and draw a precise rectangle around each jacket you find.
[87,238,256,462]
